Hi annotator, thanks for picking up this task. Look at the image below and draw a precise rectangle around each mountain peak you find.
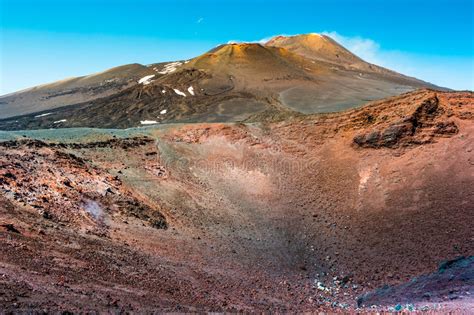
[207,42,267,55]
[269,33,327,41]
[190,42,297,71]
[265,33,330,47]
[265,32,363,67]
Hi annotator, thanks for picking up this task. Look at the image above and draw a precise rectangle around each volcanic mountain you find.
[266,33,387,72]
[0,31,472,312]
[0,33,442,130]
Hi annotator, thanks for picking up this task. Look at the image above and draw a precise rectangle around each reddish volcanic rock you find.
[0,89,472,312]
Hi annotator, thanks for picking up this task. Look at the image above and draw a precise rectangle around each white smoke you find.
[321,31,381,64]
[321,31,473,90]
[83,200,103,220]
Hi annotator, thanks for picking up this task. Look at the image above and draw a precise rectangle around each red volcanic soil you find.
[0,89,473,312]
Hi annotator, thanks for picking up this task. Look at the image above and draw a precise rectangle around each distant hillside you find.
[0,33,445,130]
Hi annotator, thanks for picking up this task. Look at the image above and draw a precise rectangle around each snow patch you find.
[138,75,155,85]
[53,119,67,124]
[173,89,186,97]
[140,120,159,125]
[160,109,167,115]
[161,89,166,94]
[157,61,183,74]
[187,86,195,96]
[35,112,52,118]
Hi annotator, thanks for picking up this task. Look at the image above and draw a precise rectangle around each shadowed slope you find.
[0,64,157,119]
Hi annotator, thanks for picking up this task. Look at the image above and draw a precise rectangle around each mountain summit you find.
[265,33,399,75]
[265,33,363,66]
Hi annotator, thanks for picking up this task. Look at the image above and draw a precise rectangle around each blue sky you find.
[0,0,473,95]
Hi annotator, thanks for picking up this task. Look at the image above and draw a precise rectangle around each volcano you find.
[0,32,472,313]
[265,33,387,71]
[0,33,441,130]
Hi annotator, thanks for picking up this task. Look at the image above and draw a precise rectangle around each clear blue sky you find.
[1,0,473,95]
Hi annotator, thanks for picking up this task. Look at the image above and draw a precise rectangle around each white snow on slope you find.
[35,112,52,118]
[157,61,183,74]
[53,119,67,124]
[160,109,167,115]
[187,86,195,96]
[140,120,158,125]
[138,75,155,85]
[173,89,186,97]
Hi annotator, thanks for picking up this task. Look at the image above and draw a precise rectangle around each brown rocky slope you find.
[0,89,472,312]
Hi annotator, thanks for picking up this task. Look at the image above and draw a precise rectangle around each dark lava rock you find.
[1,223,20,234]
[353,96,459,149]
